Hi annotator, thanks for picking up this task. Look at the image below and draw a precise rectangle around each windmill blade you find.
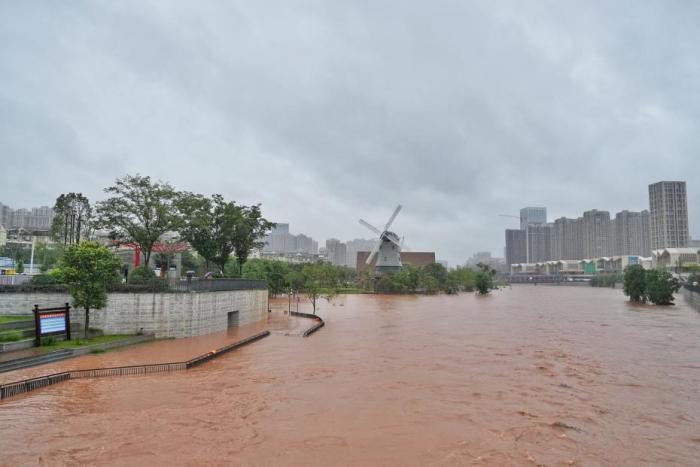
[366,240,382,264]
[359,218,381,235]
[384,204,402,231]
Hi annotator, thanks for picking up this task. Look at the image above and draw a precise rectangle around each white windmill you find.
[359,205,403,273]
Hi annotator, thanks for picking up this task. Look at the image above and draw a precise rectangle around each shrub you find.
[41,336,57,346]
[645,269,680,305]
[623,265,647,303]
[474,263,496,295]
[31,273,59,285]
[128,267,157,285]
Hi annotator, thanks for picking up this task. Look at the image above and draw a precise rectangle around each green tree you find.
[421,275,440,294]
[474,262,496,295]
[422,263,448,288]
[448,266,476,292]
[292,263,339,314]
[393,265,421,293]
[59,242,121,338]
[96,174,180,267]
[50,193,93,245]
[623,265,648,303]
[35,242,63,272]
[231,204,274,275]
[177,193,241,274]
[181,250,205,275]
[16,258,24,274]
[241,258,290,297]
[645,268,680,305]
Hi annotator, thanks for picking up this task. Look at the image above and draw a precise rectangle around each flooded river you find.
[1,286,699,465]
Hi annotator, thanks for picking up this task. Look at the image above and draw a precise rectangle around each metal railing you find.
[0,330,270,401]
[171,278,267,292]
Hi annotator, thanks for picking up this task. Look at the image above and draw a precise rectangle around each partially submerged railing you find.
[0,330,270,401]
[290,311,325,337]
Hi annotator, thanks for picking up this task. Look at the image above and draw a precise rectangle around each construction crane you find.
[499,213,530,263]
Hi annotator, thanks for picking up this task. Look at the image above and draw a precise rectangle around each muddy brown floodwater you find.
[2,286,700,466]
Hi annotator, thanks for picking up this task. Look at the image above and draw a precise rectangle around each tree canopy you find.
[59,241,122,338]
[177,193,241,274]
[96,174,180,266]
[50,192,93,245]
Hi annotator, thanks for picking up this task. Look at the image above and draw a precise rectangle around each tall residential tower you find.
[648,181,689,249]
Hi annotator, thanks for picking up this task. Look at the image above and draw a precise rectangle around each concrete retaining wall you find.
[0,292,72,314]
[0,290,268,338]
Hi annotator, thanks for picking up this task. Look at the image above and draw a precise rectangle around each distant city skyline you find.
[503,180,692,266]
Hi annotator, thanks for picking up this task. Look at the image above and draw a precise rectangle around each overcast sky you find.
[1,1,699,265]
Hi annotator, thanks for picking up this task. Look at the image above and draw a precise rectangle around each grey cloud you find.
[1,0,699,265]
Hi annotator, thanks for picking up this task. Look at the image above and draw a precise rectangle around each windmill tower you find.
[359,205,403,274]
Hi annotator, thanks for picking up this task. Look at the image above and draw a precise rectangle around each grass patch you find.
[0,330,24,342]
[0,316,33,324]
[39,334,135,351]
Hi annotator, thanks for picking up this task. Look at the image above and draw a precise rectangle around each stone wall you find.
[0,292,72,314]
[0,290,269,338]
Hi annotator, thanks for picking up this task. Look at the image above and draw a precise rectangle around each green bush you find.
[474,263,496,295]
[41,336,57,346]
[624,265,647,302]
[624,266,680,305]
[31,273,59,285]
[645,269,680,305]
[128,266,157,284]
[0,330,23,342]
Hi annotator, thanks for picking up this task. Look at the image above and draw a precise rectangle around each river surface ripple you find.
[1,286,699,466]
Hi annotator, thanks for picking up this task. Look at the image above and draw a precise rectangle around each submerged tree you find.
[645,269,680,305]
[59,242,121,339]
[474,262,496,295]
[623,264,647,303]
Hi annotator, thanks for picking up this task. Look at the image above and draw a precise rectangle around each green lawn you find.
[0,316,33,324]
[39,334,135,352]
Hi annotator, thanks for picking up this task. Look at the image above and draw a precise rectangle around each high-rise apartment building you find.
[582,210,612,258]
[0,202,54,232]
[649,181,689,249]
[519,207,547,230]
[262,223,318,255]
[325,238,348,266]
[614,210,650,256]
[505,229,526,266]
[527,223,552,262]
[551,217,584,260]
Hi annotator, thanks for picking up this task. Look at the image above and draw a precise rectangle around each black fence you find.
[170,278,268,292]
[0,278,267,294]
[0,330,270,401]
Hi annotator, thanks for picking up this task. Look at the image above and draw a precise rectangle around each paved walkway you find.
[0,312,307,385]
